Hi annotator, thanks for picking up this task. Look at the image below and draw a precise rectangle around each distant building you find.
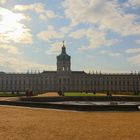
[0,42,140,94]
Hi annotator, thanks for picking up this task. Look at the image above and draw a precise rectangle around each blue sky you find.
[0,0,140,73]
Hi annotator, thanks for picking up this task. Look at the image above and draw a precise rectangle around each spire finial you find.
[62,41,66,53]
[63,41,65,46]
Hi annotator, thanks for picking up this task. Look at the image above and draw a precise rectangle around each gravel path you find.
[0,106,140,140]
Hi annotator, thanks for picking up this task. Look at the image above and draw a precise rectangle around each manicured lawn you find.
[0,92,25,97]
[64,92,106,96]
[64,92,140,97]
[0,92,139,97]
[135,94,140,96]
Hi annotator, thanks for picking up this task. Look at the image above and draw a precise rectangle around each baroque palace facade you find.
[0,43,140,94]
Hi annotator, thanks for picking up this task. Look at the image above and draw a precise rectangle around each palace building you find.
[0,42,140,95]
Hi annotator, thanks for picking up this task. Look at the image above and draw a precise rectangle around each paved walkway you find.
[37,92,59,97]
[0,92,59,101]
[0,97,20,101]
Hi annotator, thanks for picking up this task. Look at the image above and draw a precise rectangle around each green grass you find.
[64,92,106,96]
[64,92,140,97]
[0,92,26,97]
[134,94,140,96]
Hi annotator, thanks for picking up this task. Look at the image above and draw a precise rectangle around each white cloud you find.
[0,54,55,72]
[0,44,20,54]
[60,26,72,34]
[0,0,7,4]
[78,46,90,51]
[63,0,140,36]
[98,50,121,57]
[70,28,119,49]
[126,41,140,54]
[14,3,58,20]
[126,48,140,53]
[38,10,58,20]
[128,54,140,64]
[39,14,47,20]
[136,40,140,45]
[99,50,108,54]
[129,0,140,7]
[13,28,33,44]
[109,53,121,57]
[47,25,54,30]
[14,3,45,13]
[0,7,33,44]
[46,42,63,55]
[70,29,86,39]
[37,26,64,42]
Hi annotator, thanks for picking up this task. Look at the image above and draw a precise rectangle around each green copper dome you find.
[57,44,70,61]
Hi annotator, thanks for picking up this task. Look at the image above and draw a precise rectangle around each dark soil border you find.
[0,96,140,111]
